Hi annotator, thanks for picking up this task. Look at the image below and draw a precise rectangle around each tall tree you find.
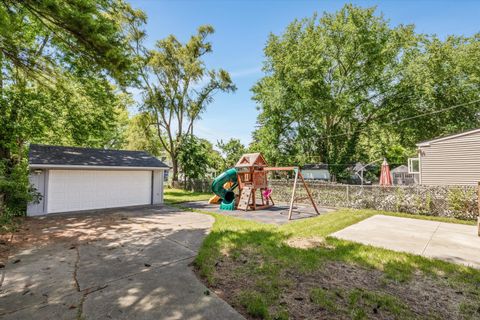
[390,34,480,146]
[252,5,480,175]
[178,136,212,185]
[131,24,236,182]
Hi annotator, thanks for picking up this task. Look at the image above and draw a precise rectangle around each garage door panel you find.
[47,170,152,213]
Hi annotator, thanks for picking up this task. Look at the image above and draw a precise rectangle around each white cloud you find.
[230,66,262,78]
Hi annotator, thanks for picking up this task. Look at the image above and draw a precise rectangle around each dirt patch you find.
[196,256,479,319]
[285,236,333,249]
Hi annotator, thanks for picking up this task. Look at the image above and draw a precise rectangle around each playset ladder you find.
[237,186,253,211]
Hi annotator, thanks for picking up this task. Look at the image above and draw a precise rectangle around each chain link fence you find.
[269,180,478,220]
[170,179,478,221]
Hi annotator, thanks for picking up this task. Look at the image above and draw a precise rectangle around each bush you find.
[0,159,39,219]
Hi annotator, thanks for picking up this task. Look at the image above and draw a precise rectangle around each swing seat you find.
[262,188,272,199]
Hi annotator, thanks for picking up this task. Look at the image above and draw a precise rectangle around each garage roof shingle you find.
[29,144,169,169]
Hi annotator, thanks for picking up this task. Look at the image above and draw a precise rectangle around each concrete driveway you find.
[332,214,480,269]
[0,206,243,320]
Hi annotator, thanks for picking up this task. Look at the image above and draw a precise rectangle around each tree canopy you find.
[252,5,480,176]
[0,0,144,85]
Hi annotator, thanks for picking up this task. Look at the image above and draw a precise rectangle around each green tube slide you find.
[211,168,238,210]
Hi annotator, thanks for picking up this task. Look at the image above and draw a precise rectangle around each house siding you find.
[420,131,480,185]
[152,170,164,204]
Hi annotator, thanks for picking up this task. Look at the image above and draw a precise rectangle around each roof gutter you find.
[416,142,430,147]
[29,164,170,170]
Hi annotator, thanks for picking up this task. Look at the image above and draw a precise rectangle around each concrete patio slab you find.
[0,206,244,320]
[181,201,335,225]
[332,215,480,269]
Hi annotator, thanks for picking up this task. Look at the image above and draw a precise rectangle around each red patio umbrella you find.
[379,158,392,186]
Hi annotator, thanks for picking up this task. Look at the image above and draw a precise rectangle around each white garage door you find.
[47,170,152,213]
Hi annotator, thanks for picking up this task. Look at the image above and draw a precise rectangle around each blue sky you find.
[130,0,480,147]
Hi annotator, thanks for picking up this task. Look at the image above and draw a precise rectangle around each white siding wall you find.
[420,131,480,185]
[152,170,164,204]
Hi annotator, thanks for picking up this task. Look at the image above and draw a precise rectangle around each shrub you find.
[447,187,477,220]
[0,159,39,223]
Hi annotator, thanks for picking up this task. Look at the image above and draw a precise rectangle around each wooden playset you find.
[211,152,319,220]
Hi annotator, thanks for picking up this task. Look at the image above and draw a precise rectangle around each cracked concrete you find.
[0,206,244,320]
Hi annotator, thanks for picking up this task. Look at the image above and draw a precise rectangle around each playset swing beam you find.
[264,166,320,220]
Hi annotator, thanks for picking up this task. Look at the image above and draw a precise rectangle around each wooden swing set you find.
[235,153,319,220]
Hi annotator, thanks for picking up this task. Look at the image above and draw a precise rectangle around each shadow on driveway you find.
[0,206,243,320]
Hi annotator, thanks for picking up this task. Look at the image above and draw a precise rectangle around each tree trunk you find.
[171,158,179,182]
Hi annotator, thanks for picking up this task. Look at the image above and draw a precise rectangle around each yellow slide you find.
[208,195,221,204]
[208,181,234,204]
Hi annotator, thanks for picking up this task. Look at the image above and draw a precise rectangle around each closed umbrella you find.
[379,158,392,186]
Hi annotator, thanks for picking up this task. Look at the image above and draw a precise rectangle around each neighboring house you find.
[409,128,480,186]
[301,164,330,181]
[391,165,417,185]
[27,144,169,216]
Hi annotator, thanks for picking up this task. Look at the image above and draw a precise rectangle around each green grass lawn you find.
[192,209,480,319]
[164,187,212,203]
[166,189,480,319]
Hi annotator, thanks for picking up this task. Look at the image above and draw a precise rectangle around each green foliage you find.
[131,23,236,181]
[447,187,477,220]
[252,4,480,172]
[0,0,144,85]
[178,136,212,182]
[124,113,165,156]
[252,5,416,171]
[0,159,36,215]
[0,0,145,218]
[216,138,246,171]
[0,159,38,232]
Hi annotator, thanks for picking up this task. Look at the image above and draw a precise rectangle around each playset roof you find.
[235,153,268,168]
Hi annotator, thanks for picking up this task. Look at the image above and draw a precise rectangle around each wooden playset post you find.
[298,171,320,216]
[285,167,320,220]
[288,168,299,220]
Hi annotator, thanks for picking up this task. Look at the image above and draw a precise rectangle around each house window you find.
[408,158,420,174]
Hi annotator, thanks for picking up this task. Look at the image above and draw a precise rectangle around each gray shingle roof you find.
[29,144,169,168]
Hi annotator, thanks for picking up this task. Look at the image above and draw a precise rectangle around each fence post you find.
[477,182,480,237]
[346,185,350,206]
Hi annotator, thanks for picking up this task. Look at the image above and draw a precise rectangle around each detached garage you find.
[27,144,169,216]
